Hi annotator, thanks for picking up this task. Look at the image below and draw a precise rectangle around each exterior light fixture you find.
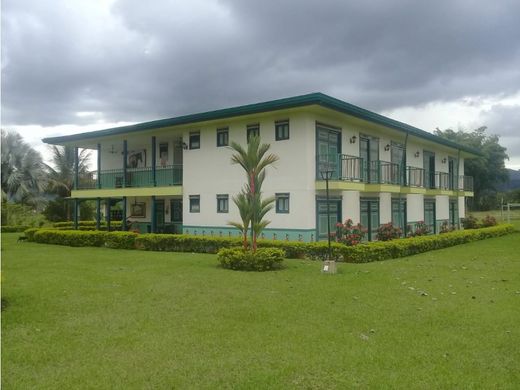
[442,157,447,164]
[384,144,390,151]
[349,135,357,144]
[415,151,420,158]
[319,162,336,274]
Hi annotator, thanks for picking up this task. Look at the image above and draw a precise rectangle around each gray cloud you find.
[2,0,520,133]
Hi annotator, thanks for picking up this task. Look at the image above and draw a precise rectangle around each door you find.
[316,199,341,241]
[171,198,183,234]
[360,199,379,241]
[360,135,379,183]
[155,199,165,231]
[423,151,435,189]
[316,124,341,179]
[449,200,458,228]
[448,157,457,190]
[424,200,436,234]
[391,143,405,185]
[391,198,407,235]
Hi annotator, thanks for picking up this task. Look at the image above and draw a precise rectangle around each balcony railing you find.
[318,154,473,191]
[76,164,183,190]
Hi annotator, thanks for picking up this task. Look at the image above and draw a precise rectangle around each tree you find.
[228,136,279,251]
[43,145,93,221]
[1,130,47,209]
[434,127,509,210]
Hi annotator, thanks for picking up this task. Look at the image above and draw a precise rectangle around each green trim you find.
[182,225,316,242]
[71,186,182,198]
[41,93,481,156]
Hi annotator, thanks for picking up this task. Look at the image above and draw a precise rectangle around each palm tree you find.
[46,145,92,197]
[228,192,251,250]
[1,130,47,209]
[229,136,279,251]
[44,145,92,221]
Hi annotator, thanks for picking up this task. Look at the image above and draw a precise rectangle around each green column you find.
[152,136,157,186]
[151,196,156,233]
[74,147,79,190]
[122,197,127,231]
[123,140,128,188]
[97,143,102,189]
[73,199,79,230]
[96,198,101,230]
[106,198,111,232]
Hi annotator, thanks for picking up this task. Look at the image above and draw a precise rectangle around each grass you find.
[469,209,520,230]
[2,232,520,389]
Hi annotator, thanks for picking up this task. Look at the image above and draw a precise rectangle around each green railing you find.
[76,164,182,189]
[406,167,424,187]
[339,155,363,181]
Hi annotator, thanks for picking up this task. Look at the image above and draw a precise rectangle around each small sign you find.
[322,260,337,274]
[324,265,329,271]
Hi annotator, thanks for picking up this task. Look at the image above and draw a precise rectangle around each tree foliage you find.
[434,126,509,210]
[228,136,279,251]
[1,130,47,209]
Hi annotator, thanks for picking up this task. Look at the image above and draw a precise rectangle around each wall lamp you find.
[384,143,390,151]
[442,157,447,164]
[182,142,188,150]
[414,151,420,158]
[349,135,357,144]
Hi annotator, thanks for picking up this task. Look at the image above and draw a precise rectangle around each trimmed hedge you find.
[24,224,516,263]
[51,221,123,231]
[217,248,285,271]
[1,225,30,233]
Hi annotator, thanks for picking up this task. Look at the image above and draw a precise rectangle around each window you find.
[189,132,200,149]
[189,195,200,213]
[247,124,260,142]
[217,194,229,213]
[391,199,406,234]
[159,143,168,166]
[424,199,436,234]
[216,127,229,147]
[276,193,290,213]
[275,120,289,140]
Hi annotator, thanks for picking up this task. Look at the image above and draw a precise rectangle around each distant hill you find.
[498,169,520,191]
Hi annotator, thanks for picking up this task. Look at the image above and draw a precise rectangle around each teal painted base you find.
[182,225,317,242]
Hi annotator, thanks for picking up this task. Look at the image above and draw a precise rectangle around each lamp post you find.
[320,163,336,273]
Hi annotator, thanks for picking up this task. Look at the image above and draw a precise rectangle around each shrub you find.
[408,221,429,237]
[481,215,497,227]
[104,231,138,249]
[334,219,366,245]
[32,229,106,247]
[462,215,479,229]
[1,225,30,233]
[217,248,285,271]
[135,234,242,253]
[376,223,402,241]
[440,221,455,234]
[24,228,39,241]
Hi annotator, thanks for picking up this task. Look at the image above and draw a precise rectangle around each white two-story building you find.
[43,93,478,241]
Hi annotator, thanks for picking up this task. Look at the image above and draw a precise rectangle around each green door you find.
[424,200,436,234]
[360,135,379,183]
[360,199,379,241]
[316,124,341,179]
[155,199,165,231]
[391,199,407,235]
[449,200,458,228]
[170,198,183,234]
[316,199,341,241]
[423,151,435,189]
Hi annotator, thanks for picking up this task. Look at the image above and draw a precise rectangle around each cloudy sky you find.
[2,0,520,168]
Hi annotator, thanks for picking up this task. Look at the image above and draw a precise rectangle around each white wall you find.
[458,196,466,218]
[182,112,317,230]
[407,194,424,222]
[342,191,360,223]
[436,195,449,220]
[379,193,392,223]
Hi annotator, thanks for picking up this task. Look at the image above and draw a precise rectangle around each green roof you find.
[42,92,481,156]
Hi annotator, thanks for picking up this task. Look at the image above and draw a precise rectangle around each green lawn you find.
[2,232,520,389]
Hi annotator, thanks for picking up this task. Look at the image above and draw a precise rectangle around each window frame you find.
[275,193,290,214]
[216,194,229,213]
[189,132,200,150]
[247,123,260,143]
[216,127,229,147]
[275,120,290,141]
[189,195,200,213]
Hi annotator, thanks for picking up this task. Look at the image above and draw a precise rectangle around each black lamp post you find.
[320,165,334,261]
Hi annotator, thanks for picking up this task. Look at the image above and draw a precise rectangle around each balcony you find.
[76,165,183,190]
[320,154,473,192]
